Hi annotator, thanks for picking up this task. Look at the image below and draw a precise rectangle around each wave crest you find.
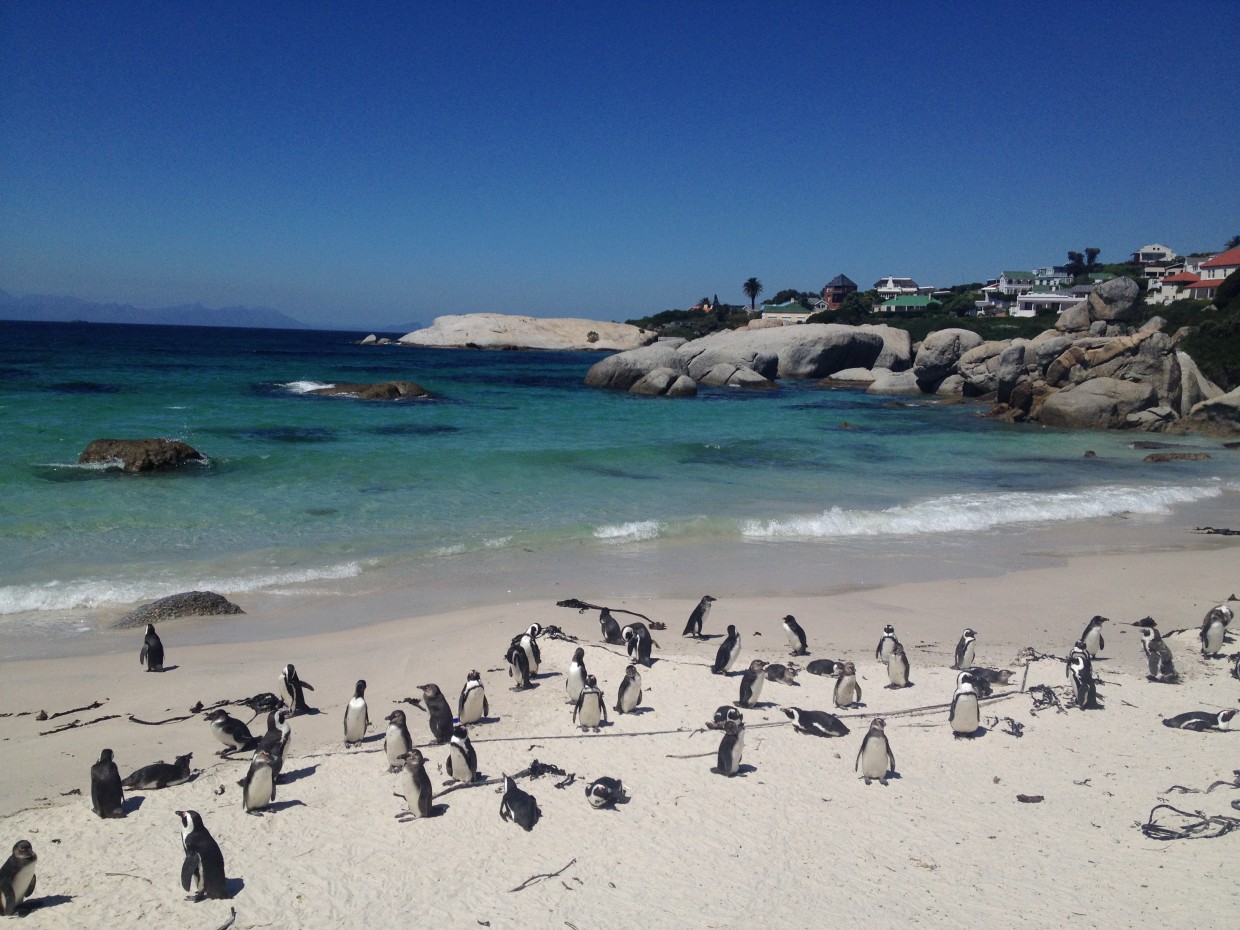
[593,520,662,542]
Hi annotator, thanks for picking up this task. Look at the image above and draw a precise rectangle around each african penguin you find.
[614,664,642,714]
[886,641,911,688]
[1161,709,1237,731]
[383,709,414,773]
[1140,627,1178,682]
[1065,641,1090,679]
[1200,605,1232,657]
[238,750,277,814]
[506,640,532,689]
[395,749,433,818]
[855,718,895,785]
[566,647,588,705]
[806,658,843,677]
[342,679,370,747]
[712,718,745,777]
[139,623,164,672]
[765,663,798,684]
[599,608,623,644]
[622,622,656,666]
[782,615,808,656]
[122,753,193,790]
[832,661,862,708]
[683,595,715,638]
[0,841,36,917]
[951,628,977,670]
[585,776,626,808]
[278,663,315,715]
[255,709,292,781]
[499,774,540,831]
[514,624,542,675]
[205,709,256,756]
[1080,615,1108,657]
[90,748,126,818]
[177,810,227,901]
[782,706,849,737]
[458,670,489,724]
[948,674,980,737]
[959,668,993,699]
[875,624,898,663]
[737,659,767,709]
[1068,653,1097,710]
[419,683,454,743]
[573,674,607,731]
[708,705,742,730]
[446,725,478,784]
[712,625,741,674]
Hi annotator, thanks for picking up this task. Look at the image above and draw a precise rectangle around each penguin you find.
[951,628,977,670]
[419,683,454,743]
[395,749,433,818]
[712,717,745,777]
[832,661,862,708]
[948,674,980,737]
[1233,651,1240,682]
[1080,615,1108,657]
[1068,653,1098,710]
[622,622,656,666]
[1140,627,1178,682]
[343,679,370,747]
[707,705,742,730]
[806,658,843,677]
[458,670,489,724]
[506,640,532,689]
[765,663,799,684]
[514,624,542,675]
[599,608,623,644]
[1161,709,1237,731]
[278,663,315,715]
[91,748,125,818]
[255,709,292,781]
[566,647,588,705]
[139,622,164,671]
[875,624,898,663]
[0,841,36,917]
[238,750,277,814]
[712,625,741,674]
[446,725,478,784]
[585,776,626,808]
[383,709,413,773]
[886,641,911,688]
[737,659,767,708]
[1200,605,1232,657]
[573,674,607,731]
[855,717,895,785]
[782,615,808,656]
[122,753,193,789]
[614,664,642,714]
[1065,641,1090,679]
[176,810,227,901]
[499,774,540,831]
[205,709,256,756]
[782,706,849,737]
[683,595,715,638]
[963,666,1013,688]
[958,667,993,699]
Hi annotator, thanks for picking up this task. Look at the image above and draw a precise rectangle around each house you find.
[875,295,935,314]
[1033,265,1072,289]
[760,301,813,324]
[997,271,1036,296]
[820,274,857,309]
[873,276,932,301]
[1147,270,1200,304]
[1184,246,1240,301]
[1014,289,1084,317]
[1130,243,1179,264]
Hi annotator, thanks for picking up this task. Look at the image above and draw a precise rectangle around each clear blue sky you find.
[2,1,1237,329]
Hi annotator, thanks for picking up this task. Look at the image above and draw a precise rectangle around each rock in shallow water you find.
[112,591,244,629]
[78,438,206,473]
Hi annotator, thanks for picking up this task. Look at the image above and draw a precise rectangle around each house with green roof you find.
[875,295,936,314]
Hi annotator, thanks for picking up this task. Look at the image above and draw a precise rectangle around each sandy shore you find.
[1,538,1238,929]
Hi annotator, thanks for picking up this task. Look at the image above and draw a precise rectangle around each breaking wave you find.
[593,520,662,542]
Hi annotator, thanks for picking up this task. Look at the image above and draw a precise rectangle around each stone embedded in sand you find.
[78,438,206,473]
[111,591,245,629]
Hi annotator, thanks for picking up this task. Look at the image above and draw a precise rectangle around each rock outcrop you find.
[307,381,431,400]
[111,591,245,629]
[1186,386,1240,435]
[583,343,687,391]
[78,438,206,473]
[912,329,984,384]
[1037,378,1158,429]
[400,314,655,352]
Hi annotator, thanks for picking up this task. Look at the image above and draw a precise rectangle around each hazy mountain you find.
[0,289,310,329]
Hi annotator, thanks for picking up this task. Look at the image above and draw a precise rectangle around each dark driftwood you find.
[509,858,577,893]
[557,597,654,624]
[39,714,121,736]
[128,713,196,726]
[1139,803,1240,840]
[212,908,237,930]
[49,701,106,720]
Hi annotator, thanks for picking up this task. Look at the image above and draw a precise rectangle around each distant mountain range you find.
[0,289,310,329]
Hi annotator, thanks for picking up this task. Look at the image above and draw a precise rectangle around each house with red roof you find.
[1185,247,1240,301]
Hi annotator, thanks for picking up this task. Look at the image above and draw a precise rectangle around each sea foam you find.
[278,380,335,394]
[593,520,662,542]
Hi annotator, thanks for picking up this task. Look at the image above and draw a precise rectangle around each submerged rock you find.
[78,438,206,473]
[307,381,431,400]
[112,591,244,629]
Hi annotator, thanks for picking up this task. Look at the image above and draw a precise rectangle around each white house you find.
[1033,265,1072,288]
[873,276,932,301]
[1130,243,1179,264]
[1014,290,1083,317]
[760,301,813,324]
[997,271,1036,296]
[1184,247,1240,301]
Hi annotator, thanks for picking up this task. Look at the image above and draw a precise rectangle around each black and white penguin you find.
[139,623,164,672]
[1080,615,1108,658]
[499,774,540,831]
[514,624,542,675]
[383,710,413,773]
[419,683,454,743]
[712,717,745,776]
[621,622,656,666]
[91,748,125,818]
[0,840,36,917]
[176,810,227,901]
[458,670,489,724]
[1140,626,1178,682]
[1200,605,1232,657]
[585,776,626,808]
[958,667,993,699]
[255,709,292,781]
[712,625,741,674]
[782,615,809,656]
[506,640,532,689]
[566,647,589,705]
[963,666,1013,689]
[886,641,911,688]
[948,674,980,737]
[765,663,798,684]
[683,595,716,638]
[599,608,623,644]
[1068,653,1098,710]
[278,663,315,715]
[951,628,977,670]
[832,661,862,708]
[855,718,895,785]
[342,679,370,747]
[1065,640,1090,679]
[1161,709,1237,731]
[782,706,849,737]
[707,705,742,730]
[238,750,277,814]
[614,664,642,714]
[205,709,256,756]
[737,659,767,709]
[875,624,898,663]
[122,753,193,790]
[395,749,433,818]
[573,674,607,731]
[805,658,843,677]
[1233,651,1240,682]
[446,725,478,784]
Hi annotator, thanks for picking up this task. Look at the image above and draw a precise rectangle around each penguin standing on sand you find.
[1066,641,1089,678]
[782,615,809,656]
[255,709,292,781]
[506,640,532,689]
[176,810,227,901]
[585,776,626,808]
[395,749,433,819]
[573,674,607,731]
[833,661,862,708]
[419,684,454,743]
[855,718,895,785]
[1140,627,1178,682]
[1080,615,1108,657]
[712,717,745,776]
[0,841,36,917]
[952,628,977,670]
[91,748,125,818]
[737,659,767,708]
[205,709,256,756]
[566,647,589,704]
[343,680,370,747]
[1200,605,1232,657]
[278,663,315,715]
[886,641,911,688]
[384,709,413,773]
[708,705,742,730]
[514,624,542,675]
[712,625,741,674]
[599,609,623,644]
[238,750,277,814]
[499,775,540,831]
[614,664,643,714]
[622,622,656,666]
[948,674,980,737]
[139,623,164,672]
[782,706,849,737]
[446,725,477,784]
[1068,653,1098,709]
[683,595,715,638]
[875,624,898,663]
[458,670,489,724]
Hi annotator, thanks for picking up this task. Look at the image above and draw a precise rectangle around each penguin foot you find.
[863,777,872,785]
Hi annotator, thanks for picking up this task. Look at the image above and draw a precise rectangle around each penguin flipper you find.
[140,644,148,666]
[1099,634,1104,650]
[483,696,489,716]
[181,853,199,893]
[301,681,314,691]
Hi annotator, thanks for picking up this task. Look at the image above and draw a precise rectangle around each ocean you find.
[1,319,1236,653]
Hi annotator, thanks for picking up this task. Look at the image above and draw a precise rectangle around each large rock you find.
[400,313,655,352]
[858,324,913,371]
[678,324,884,381]
[1054,301,1091,333]
[584,343,688,391]
[996,342,1031,402]
[912,329,984,383]
[824,367,878,383]
[957,340,1011,394]
[111,591,244,629]
[1186,386,1240,435]
[1087,276,1141,322]
[1037,378,1157,429]
[78,438,206,473]
[307,381,430,400]
[867,370,925,395]
[1177,351,1223,415]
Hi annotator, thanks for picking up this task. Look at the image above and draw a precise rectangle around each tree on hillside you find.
[743,277,763,309]
[1085,247,1101,271]
[1227,234,1240,250]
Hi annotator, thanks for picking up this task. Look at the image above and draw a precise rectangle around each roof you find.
[1201,247,1240,268]
[824,274,856,288]
[1162,272,1200,284]
[1001,271,1035,278]
[878,295,934,307]
[1186,279,1220,290]
[874,277,918,288]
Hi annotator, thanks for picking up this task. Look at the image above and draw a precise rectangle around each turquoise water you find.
[1,320,1235,623]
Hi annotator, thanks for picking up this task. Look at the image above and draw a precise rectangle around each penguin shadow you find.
[287,707,322,717]
[259,799,307,814]
[883,683,914,690]
[622,706,655,717]
[711,763,758,778]
[20,895,74,913]
[225,877,246,898]
[511,683,539,692]
[397,803,448,821]
[278,764,318,784]
[836,702,866,710]
[533,671,563,681]
[735,701,777,710]
[689,633,725,641]
[359,732,386,745]
[954,726,988,740]
[150,664,179,672]
[121,795,145,815]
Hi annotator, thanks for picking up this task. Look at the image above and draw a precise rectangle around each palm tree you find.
[743,277,763,310]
